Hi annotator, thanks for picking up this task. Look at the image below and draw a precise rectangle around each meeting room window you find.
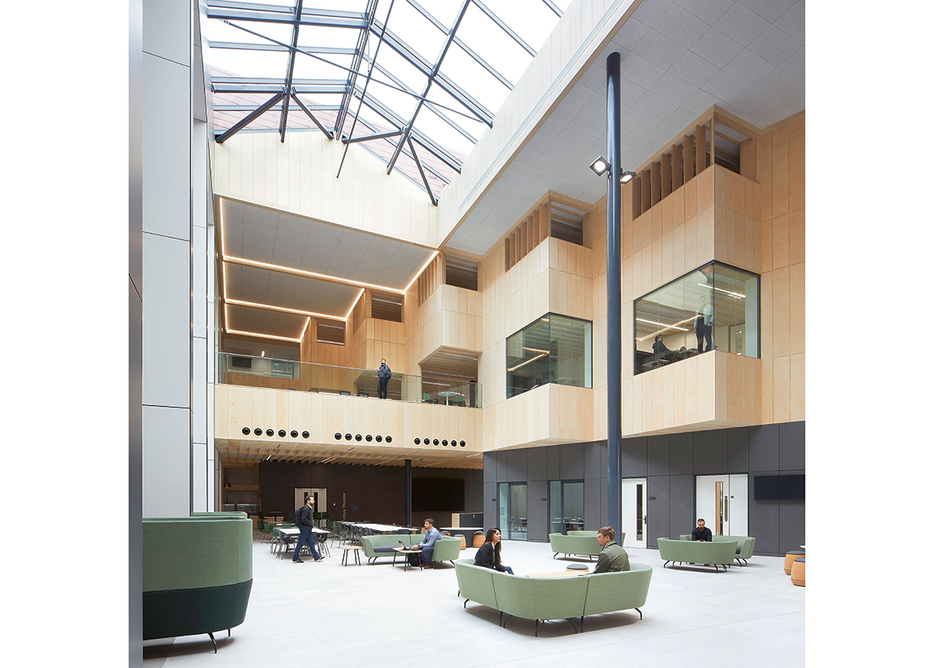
[549,480,584,535]
[498,483,527,541]
[506,313,592,398]
[634,262,759,375]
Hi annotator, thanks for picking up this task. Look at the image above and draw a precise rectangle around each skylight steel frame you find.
[205,0,565,202]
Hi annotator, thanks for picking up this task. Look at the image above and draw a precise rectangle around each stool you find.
[791,557,805,586]
[567,564,588,571]
[341,545,362,566]
[472,532,485,548]
[784,549,805,575]
[458,536,466,550]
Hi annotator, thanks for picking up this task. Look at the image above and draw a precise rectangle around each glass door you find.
[621,478,647,548]
[548,480,584,534]
[498,482,528,541]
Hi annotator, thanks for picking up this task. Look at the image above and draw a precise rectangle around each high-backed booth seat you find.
[361,534,461,566]
[658,538,738,572]
[143,513,253,652]
[548,532,604,560]
[454,559,652,635]
[679,534,757,565]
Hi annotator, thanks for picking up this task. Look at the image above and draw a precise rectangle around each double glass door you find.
[498,483,527,540]
[548,480,584,534]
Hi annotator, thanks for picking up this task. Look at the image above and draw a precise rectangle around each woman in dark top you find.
[473,527,514,575]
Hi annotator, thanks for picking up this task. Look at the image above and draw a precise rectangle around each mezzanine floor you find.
[143,538,804,668]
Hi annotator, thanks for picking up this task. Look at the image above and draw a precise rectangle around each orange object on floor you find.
[472,534,485,548]
[791,557,805,586]
[784,550,805,575]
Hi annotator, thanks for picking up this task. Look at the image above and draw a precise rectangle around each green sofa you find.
[143,513,252,652]
[548,532,603,560]
[361,534,462,566]
[454,559,652,635]
[679,534,757,565]
[657,537,738,572]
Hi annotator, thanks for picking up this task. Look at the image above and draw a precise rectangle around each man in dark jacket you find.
[691,518,713,541]
[293,496,323,563]
[594,526,630,573]
[377,358,391,399]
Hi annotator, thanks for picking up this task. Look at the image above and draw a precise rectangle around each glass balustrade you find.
[217,353,482,408]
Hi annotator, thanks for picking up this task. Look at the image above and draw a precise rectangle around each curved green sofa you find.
[548,532,603,560]
[657,537,737,572]
[679,534,757,565]
[361,534,462,566]
[143,513,253,652]
[454,559,652,635]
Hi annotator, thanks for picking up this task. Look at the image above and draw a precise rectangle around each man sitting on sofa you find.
[594,526,630,573]
[414,518,441,568]
[691,518,713,541]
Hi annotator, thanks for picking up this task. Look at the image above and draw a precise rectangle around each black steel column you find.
[606,52,623,544]
[405,459,412,525]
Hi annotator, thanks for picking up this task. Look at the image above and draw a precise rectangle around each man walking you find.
[293,496,324,563]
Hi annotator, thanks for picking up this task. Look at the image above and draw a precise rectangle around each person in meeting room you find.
[292,496,324,563]
[414,518,441,568]
[653,334,686,363]
[594,526,630,573]
[474,527,515,575]
[377,358,391,399]
[695,297,714,353]
[692,518,713,541]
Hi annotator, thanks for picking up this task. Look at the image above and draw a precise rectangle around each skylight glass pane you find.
[367,48,424,119]
[482,0,557,53]
[425,85,487,139]
[205,16,294,46]
[438,44,506,114]
[412,106,474,157]
[209,48,289,80]
[456,4,531,85]
[304,0,369,11]
[292,51,353,82]
[384,1,445,64]
[415,0,462,29]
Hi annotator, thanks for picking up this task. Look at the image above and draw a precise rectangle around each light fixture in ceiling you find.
[697,283,745,299]
[226,297,346,322]
[507,353,546,372]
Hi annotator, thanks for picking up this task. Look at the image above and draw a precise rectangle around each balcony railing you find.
[217,353,483,408]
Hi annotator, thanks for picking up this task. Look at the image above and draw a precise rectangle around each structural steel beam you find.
[290,92,334,139]
[278,0,304,142]
[215,91,285,143]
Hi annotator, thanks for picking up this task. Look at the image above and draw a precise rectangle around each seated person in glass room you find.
[652,334,685,362]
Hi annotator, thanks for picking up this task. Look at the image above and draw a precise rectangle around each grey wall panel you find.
[647,476,670,546]
[527,447,548,481]
[547,445,560,480]
[693,429,727,474]
[193,224,208,337]
[779,421,806,470]
[142,405,190,517]
[142,0,190,66]
[506,449,527,481]
[484,482,498,528]
[559,442,585,479]
[583,477,603,531]
[483,454,497,483]
[727,427,749,472]
[749,472,780,555]
[192,441,207,512]
[496,452,508,482]
[142,234,191,408]
[622,437,647,477]
[750,424,780,472]
[192,336,207,443]
[670,433,693,474]
[527,480,548,542]
[778,501,806,554]
[583,441,606,479]
[669,475,694,536]
[647,435,670,476]
[142,54,190,241]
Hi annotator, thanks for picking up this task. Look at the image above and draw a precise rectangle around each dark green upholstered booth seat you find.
[143,514,253,652]
[454,559,652,635]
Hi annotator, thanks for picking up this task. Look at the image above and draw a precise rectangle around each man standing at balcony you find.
[377,358,391,399]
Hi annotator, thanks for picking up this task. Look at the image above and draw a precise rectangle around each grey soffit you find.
[445,0,805,257]
[225,302,311,340]
[221,198,435,289]
[224,262,363,317]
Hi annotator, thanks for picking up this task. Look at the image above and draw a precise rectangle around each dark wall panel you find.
[483,454,497,483]
[528,448,548,481]
[496,452,508,481]
[694,429,727,474]
[584,477,603,531]
[584,441,606,479]
[670,433,693,474]
[527,480,548,542]
[669,475,694,537]
[727,427,749,472]
[506,449,527,481]
[647,475,670,547]
[778,501,806,553]
[779,421,806,470]
[559,442,584,479]
[547,445,560,480]
[647,435,670,476]
[622,437,647,477]
[748,470,780,555]
[483,482,498,529]
[750,424,780,472]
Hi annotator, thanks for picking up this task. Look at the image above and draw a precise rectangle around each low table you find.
[394,546,424,571]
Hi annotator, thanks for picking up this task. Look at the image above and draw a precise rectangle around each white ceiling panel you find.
[226,303,309,340]
[225,262,361,319]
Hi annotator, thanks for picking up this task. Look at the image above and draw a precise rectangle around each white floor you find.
[143,538,804,668]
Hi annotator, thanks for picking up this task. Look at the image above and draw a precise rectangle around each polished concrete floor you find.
[143,537,804,667]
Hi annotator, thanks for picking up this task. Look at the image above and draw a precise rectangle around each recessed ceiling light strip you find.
[224,255,407,294]
[225,297,346,322]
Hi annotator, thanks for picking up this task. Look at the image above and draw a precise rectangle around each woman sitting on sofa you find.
[474,527,514,575]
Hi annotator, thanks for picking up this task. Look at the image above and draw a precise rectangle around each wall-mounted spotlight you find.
[590,155,637,183]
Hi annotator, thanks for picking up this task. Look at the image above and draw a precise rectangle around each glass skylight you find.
[205,0,571,201]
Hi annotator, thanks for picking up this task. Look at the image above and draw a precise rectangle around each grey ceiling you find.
[225,303,310,340]
[225,262,363,317]
[445,0,805,256]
